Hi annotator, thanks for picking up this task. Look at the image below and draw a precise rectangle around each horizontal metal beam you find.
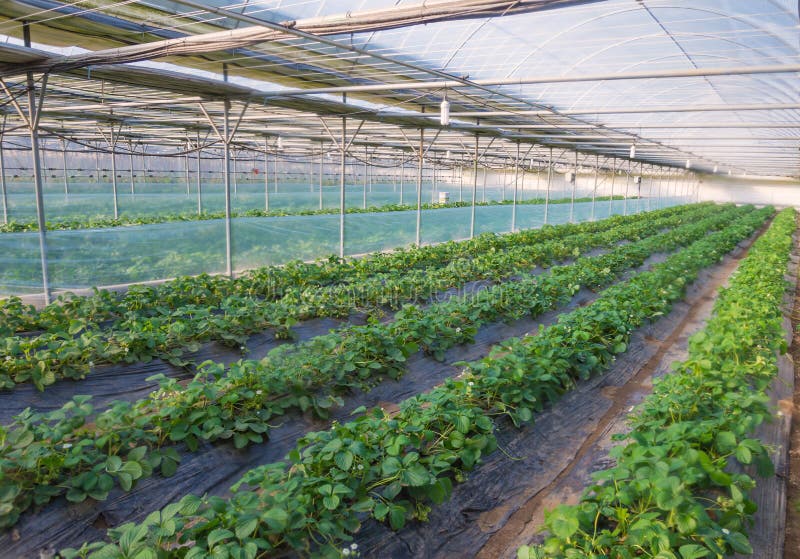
[258,64,800,96]
[450,103,800,117]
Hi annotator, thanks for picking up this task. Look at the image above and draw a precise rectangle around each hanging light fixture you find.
[446,150,451,160]
[713,165,718,173]
[276,136,284,151]
[440,94,450,126]
[685,159,692,169]
[629,144,636,159]
[728,170,732,176]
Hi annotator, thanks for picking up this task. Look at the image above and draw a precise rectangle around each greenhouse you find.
[0,0,798,557]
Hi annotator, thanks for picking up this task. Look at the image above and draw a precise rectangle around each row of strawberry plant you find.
[518,207,796,558]
[0,204,717,390]
[0,203,700,337]
[56,206,773,559]
[0,195,630,233]
[0,205,750,529]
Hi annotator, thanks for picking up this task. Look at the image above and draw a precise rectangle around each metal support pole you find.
[223,100,233,277]
[591,154,598,221]
[24,23,51,304]
[481,167,487,203]
[319,141,323,210]
[502,163,506,201]
[109,126,119,219]
[94,149,100,184]
[184,142,190,197]
[470,136,478,238]
[264,137,270,211]
[339,102,346,259]
[431,158,437,204]
[363,145,368,210]
[642,162,647,213]
[399,154,404,205]
[128,140,135,196]
[0,135,7,224]
[511,142,520,232]
[624,159,631,216]
[459,157,464,203]
[415,128,424,246]
[195,132,202,214]
[232,150,238,197]
[309,153,314,193]
[608,158,616,217]
[544,147,553,224]
[570,150,577,223]
[657,169,663,209]
[273,147,279,194]
[61,138,69,198]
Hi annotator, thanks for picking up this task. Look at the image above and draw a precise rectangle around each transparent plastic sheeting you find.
[3,174,610,221]
[0,198,686,295]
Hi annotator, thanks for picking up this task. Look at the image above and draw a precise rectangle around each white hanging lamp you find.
[440,95,450,126]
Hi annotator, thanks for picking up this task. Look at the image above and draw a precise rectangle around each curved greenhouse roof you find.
[0,0,797,177]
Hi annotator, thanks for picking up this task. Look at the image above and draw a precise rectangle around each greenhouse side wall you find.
[698,175,800,207]
[0,169,690,298]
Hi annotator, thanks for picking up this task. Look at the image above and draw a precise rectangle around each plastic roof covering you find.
[0,0,797,178]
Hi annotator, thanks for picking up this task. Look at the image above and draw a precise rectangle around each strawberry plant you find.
[520,207,795,558]
[0,204,756,526]
[54,207,772,558]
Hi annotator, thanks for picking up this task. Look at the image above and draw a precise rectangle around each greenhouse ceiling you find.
[0,0,798,178]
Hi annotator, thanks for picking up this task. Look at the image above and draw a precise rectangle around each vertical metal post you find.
[0,134,7,224]
[624,159,631,216]
[470,136,478,238]
[223,100,233,277]
[481,167,487,203]
[399,153,404,205]
[657,168,663,209]
[195,132,202,214]
[459,156,463,202]
[431,158,437,204]
[501,162,506,202]
[264,137,270,211]
[319,141,323,210]
[415,128,424,246]
[128,140,135,196]
[232,149,238,197]
[363,145,368,209]
[511,142,520,232]
[61,138,69,198]
[24,23,50,304]
[109,125,119,219]
[309,152,314,193]
[94,149,100,184]
[641,162,647,213]
[339,94,346,259]
[591,154,598,221]
[273,145,279,194]
[570,150,577,222]
[544,147,552,224]
[184,141,190,197]
[608,158,616,217]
